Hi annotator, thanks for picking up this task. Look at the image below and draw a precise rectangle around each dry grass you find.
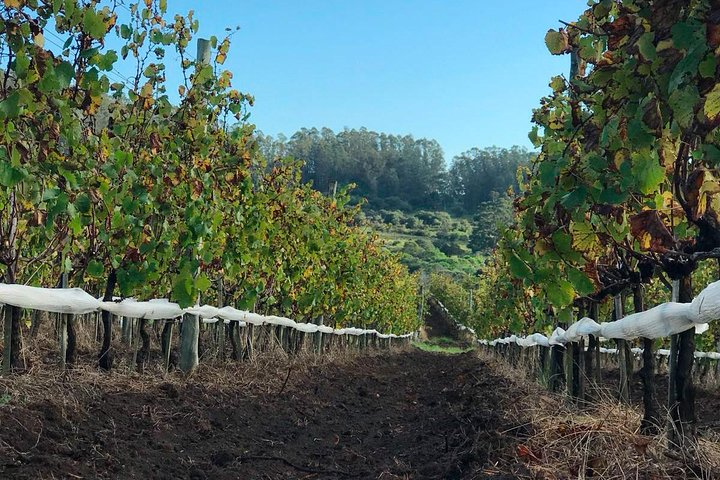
[478,350,720,479]
[1,316,406,415]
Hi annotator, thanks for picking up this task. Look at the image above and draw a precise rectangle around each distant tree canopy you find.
[446,146,531,213]
[256,128,533,215]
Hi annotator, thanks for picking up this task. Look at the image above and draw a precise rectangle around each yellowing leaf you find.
[704,83,720,122]
[33,33,44,48]
[571,220,600,254]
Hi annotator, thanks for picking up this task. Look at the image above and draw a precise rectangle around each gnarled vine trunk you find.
[669,275,696,446]
[137,319,150,373]
[635,284,659,434]
[98,270,117,371]
[2,266,23,374]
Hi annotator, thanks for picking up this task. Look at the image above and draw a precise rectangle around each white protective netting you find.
[0,283,412,340]
[480,279,720,358]
[0,285,101,314]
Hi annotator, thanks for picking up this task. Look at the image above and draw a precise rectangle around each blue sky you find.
[136,1,585,160]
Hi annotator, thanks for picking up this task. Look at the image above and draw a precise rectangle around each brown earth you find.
[0,349,533,480]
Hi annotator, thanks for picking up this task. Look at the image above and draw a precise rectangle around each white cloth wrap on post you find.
[185,305,222,319]
[101,298,184,320]
[598,302,696,339]
[481,279,720,348]
[0,285,101,314]
[293,322,319,333]
[216,306,249,322]
[563,317,602,342]
[243,312,267,325]
[691,280,720,324]
[549,327,566,346]
[527,333,550,347]
[265,315,297,328]
[0,283,413,339]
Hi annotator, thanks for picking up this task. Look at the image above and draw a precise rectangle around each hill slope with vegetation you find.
[257,129,531,277]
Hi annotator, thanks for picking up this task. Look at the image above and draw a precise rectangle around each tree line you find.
[256,128,533,216]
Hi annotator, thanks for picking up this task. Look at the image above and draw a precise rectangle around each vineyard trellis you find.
[0,0,421,376]
[458,0,720,448]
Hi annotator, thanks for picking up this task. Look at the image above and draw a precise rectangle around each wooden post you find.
[314,315,324,354]
[132,318,140,369]
[196,38,211,65]
[2,305,11,375]
[121,316,132,344]
[217,281,225,361]
[163,320,174,372]
[613,295,632,403]
[179,313,199,373]
[59,272,68,369]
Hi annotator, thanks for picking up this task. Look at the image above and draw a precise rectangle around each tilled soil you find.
[0,350,530,479]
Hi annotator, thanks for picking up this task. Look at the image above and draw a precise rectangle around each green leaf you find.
[47,192,69,224]
[668,85,699,129]
[42,187,60,201]
[87,260,104,277]
[545,29,569,55]
[671,21,703,50]
[637,32,657,62]
[631,150,665,195]
[14,51,30,79]
[598,187,628,204]
[508,251,532,279]
[69,213,82,235]
[195,273,211,292]
[237,289,258,310]
[545,279,575,307]
[549,76,565,93]
[699,54,717,78]
[97,50,118,71]
[0,91,21,118]
[63,256,73,274]
[83,8,107,39]
[669,44,705,92]
[75,193,91,213]
[626,117,654,148]
[704,83,720,123]
[560,185,587,209]
[568,268,594,296]
[38,66,62,94]
[551,230,573,254]
[55,61,74,88]
[0,160,25,187]
[172,271,195,308]
[702,144,720,167]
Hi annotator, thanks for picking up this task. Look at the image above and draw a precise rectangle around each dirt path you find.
[0,350,528,480]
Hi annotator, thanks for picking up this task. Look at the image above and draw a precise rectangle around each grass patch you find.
[413,336,474,354]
